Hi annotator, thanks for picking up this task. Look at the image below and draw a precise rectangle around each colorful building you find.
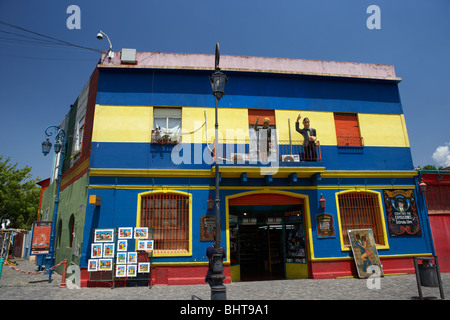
[38,50,436,286]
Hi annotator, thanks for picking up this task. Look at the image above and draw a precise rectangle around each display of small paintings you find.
[138,262,150,273]
[127,264,137,277]
[118,227,133,239]
[138,240,154,251]
[116,265,126,277]
[88,259,98,272]
[116,252,127,264]
[103,243,115,258]
[117,239,128,252]
[98,259,113,271]
[91,243,102,258]
[134,227,148,239]
[89,227,152,281]
[127,252,137,264]
[94,229,114,243]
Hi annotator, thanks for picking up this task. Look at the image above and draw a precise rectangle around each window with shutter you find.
[334,113,363,147]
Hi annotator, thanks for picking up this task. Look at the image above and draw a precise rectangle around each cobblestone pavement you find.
[0,258,448,301]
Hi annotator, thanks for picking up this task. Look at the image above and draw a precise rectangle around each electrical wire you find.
[0,52,98,61]
[0,30,60,44]
[0,20,102,53]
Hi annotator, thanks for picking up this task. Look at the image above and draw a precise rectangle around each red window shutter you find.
[334,113,362,146]
[248,109,276,126]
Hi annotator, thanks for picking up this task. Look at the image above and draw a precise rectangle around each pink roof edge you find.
[99,50,400,81]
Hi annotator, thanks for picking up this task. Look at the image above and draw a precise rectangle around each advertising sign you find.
[383,189,421,237]
[30,221,52,255]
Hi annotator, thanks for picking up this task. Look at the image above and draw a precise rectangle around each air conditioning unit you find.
[281,154,300,162]
[230,153,248,162]
[121,48,137,64]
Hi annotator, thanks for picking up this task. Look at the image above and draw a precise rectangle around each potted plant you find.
[152,126,162,143]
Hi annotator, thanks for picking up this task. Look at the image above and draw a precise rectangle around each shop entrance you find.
[228,193,307,282]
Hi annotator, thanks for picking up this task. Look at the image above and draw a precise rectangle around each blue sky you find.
[1,0,449,181]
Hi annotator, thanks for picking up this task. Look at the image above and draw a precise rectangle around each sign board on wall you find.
[200,215,216,241]
[383,189,421,237]
[30,221,52,255]
[316,213,335,238]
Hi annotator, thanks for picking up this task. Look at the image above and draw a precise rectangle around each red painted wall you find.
[80,265,231,287]
[422,172,450,272]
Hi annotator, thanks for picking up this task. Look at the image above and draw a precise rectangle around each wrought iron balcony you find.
[212,139,322,166]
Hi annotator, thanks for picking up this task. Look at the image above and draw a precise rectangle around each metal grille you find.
[336,136,364,147]
[140,193,189,254]
[426,184,450,213]
[338,192,385,246]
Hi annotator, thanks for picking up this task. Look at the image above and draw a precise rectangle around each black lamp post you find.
[41,125,66,283]
[209,43,227,300]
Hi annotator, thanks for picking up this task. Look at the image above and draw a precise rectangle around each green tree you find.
[420,165,444,171]
[0,156,40,230]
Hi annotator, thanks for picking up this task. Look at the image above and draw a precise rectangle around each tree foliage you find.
[420,164,444,171]
[0,156,40,230]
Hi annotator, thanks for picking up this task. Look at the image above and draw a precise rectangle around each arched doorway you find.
[227,191,309,281]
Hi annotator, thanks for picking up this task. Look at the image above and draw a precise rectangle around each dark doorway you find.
[229,202,304,281]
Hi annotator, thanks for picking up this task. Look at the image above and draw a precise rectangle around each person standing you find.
[205,244,225,287]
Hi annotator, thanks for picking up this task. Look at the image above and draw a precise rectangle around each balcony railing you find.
[336,136,364,147]
[212,139,321,164]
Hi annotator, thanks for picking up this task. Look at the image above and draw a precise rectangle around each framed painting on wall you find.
[200,215,216,241]
[94,229,115,243]
[127,252,137,264]
[383,189,421,237]
[103,243,115,258]
[116,252,126,264]
[138,262,150,273]
[138,240,154,251]
[116,265,126,277]
[127,264,137,277]
[134,227,148,239]
[118,227,133,239]
[117,239,128,252]
[98,259,113,271]
[88,259,98,272]
[91,243,103,258]
[348,229,384,279]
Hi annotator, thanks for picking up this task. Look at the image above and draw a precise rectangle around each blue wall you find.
[89,142,414,171]
[96,68,403,114]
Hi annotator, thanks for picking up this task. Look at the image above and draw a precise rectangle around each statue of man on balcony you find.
[254,116,272,162]
[296,114,317,161]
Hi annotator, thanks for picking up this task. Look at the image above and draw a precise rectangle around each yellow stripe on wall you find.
[91,105,410,148]
[358,113,410,147]
[92,105,153,143]
[182,107,249,143]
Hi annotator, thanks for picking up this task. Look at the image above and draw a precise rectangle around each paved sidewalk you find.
[0,258,448,300]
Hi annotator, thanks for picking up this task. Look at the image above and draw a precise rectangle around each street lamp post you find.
[41,125,66,283]
[209,43,228,300]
